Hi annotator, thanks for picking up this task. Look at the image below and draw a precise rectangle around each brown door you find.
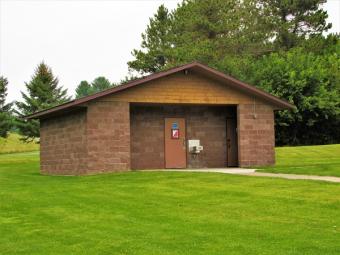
[226,118,238,167]
[165,118,187,168]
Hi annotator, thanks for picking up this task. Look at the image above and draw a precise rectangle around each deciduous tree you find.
[75,77,114,98]
[248,46,340,145]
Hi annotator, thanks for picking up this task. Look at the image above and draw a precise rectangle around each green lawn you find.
[1,151,340,254]
[0,133,39,154]
[258,144,340,177]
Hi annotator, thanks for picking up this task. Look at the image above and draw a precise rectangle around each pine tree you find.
[0,76,13,138]
[261,0,332,49]
[16,62,71,142]
[128,0,331,74]
[128,4,173,74]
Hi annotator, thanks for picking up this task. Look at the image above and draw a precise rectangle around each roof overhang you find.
[26,62,295,119]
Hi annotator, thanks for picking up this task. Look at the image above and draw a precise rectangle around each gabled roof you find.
[26,62,294,119]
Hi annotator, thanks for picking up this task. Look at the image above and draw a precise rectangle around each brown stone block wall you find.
[130,105,235,169]
[237,104,275,167]
[130,106,165,169]
[40,109,88,175]
[86,101,130,173]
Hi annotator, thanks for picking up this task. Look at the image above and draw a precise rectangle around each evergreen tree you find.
[16,62,71,142]
[0,76,13,138]
[128,4,173,74]
[128,0,331,74]
[263,0,332,49]
[75,77,114,98]
[128,0,275,74]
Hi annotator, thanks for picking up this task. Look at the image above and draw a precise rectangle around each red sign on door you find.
[171,129,179,139]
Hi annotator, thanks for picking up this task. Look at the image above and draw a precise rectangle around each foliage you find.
[0,133,39,154]
[75,81,92,99]
[129,0,332,74]
[0,76,13,138]
[1,149,340,254]
[262,0,332,49]
[16,62,71,142]
[248,45,340,145]
[128,0,274,74]
[75,76,114,98]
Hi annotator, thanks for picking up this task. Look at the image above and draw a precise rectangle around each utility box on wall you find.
[188,139,203,154]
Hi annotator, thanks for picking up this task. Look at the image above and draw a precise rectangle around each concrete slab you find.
[141,168,255,174]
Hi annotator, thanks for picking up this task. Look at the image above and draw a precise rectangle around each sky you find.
[1,0,339,103]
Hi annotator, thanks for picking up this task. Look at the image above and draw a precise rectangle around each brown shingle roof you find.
[26,62,294,119]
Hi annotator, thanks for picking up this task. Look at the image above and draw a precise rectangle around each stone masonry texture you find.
[237,104,275,167]
[40,101,130,175]
[40,109,88,175]
[86,101,130,173]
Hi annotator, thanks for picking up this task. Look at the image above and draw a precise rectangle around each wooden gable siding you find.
[99,71,260,105]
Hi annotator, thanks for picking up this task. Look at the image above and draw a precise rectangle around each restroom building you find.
[27,62,294,175]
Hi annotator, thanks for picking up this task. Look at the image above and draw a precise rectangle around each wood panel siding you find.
[99,71,263,105]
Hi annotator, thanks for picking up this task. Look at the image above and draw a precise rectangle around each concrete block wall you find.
[40,110,88,175]
[237,104,275,167]
[86,101,130,174]
[40,101,276,175]
[40,102,130,175]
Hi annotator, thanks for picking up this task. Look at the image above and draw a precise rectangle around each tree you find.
[248,46,340,145]
[16,62,71,142]
[75,77,114,98]
[128,4,173,74]
[128,0,275,74]
[263,0,332,49]
[0,76,13,138]
[91,77,112,92]
[128,0,331,74]
[75,81,92,98]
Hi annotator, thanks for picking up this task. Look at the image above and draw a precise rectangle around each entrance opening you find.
[130,104,238,169]
[226,118,238,166]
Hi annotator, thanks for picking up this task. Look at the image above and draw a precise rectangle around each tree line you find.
[0,0,339,145]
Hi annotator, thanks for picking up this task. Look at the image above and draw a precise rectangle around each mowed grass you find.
[1,152,340,254]
[259,144,340,177]
[0,133,39,154]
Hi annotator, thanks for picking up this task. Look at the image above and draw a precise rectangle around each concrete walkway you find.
[246,172,340,183]
[147,168,340,183]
